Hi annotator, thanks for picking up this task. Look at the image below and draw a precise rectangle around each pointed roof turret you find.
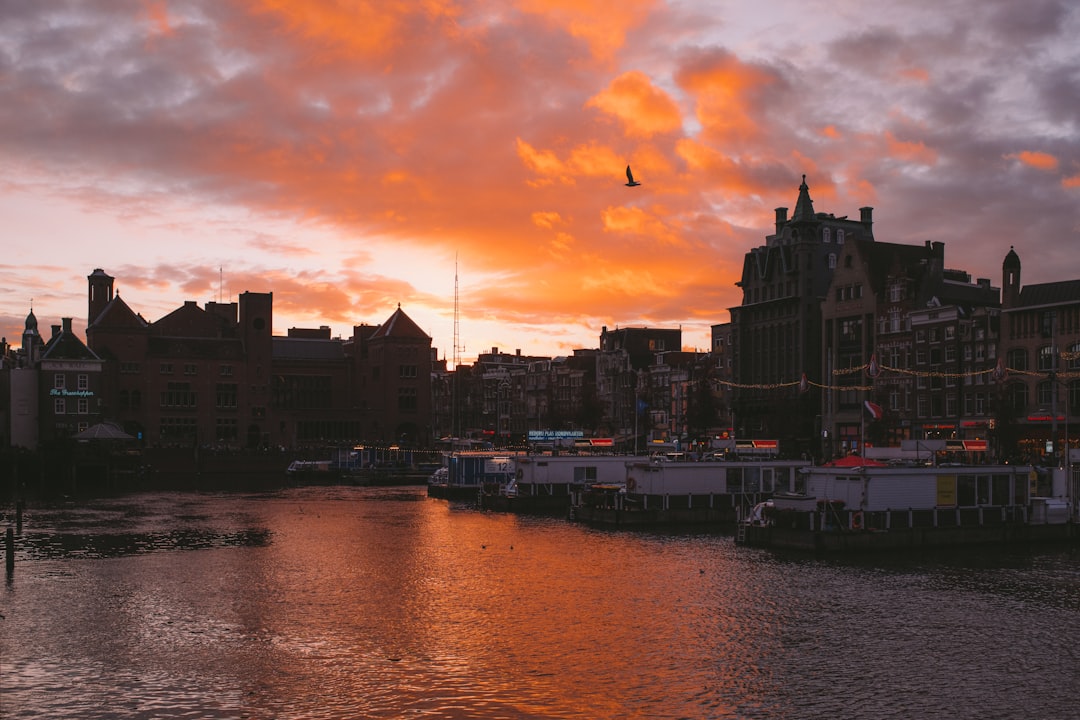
[1003,245,1020,271]
[24,306,38,333]
[791,174,816,222]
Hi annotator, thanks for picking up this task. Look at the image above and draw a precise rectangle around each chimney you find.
[775,207,788,235]
[51,324,61,339]
[62,317,73,334]
[860,206,873,228]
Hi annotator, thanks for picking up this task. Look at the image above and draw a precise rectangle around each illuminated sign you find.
[49,389,95,398]
[528,430,585,441]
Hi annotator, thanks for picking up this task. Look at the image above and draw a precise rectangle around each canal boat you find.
[427,451,521,500]
[480,453,641,513]
[738,461,1078,551]
[569,458,811,527]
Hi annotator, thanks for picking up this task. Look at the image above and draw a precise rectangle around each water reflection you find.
[2,486,1078,719]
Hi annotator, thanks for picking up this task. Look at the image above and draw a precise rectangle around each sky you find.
[1,0,1078,367]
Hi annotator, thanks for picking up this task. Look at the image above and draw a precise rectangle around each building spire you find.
[792,174,816,222]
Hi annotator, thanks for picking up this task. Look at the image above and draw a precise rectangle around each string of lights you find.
[714,361,1080,392]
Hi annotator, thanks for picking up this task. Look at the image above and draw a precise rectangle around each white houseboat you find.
[480,454,641,513]
[739,457,1077,551]
[569,458,811,526]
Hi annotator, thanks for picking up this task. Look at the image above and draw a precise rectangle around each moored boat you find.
[738,460,1078,551]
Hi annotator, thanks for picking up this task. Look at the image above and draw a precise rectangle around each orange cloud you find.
[515,0,655,60]
[884,131,937,166]
[587,71,683,138]
[142,1,174,35]
[898,66,930,83]
[246,0,460,60]
[531,211,564,229]
[820,125,841,140]
[1006,151,1059,171]
[1063,174,1080,189]
[601,205,682,246]
[676,50,781,144]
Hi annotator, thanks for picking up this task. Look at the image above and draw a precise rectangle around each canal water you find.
[2,486,1078,719]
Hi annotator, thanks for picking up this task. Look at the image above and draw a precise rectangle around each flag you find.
[866,353,880,379]
[864,400,883,420]
[992,357,1008,383]
[799,373,809,394]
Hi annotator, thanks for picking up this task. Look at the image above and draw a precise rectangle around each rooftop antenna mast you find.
[452,255,461,439]
[218,267,223,303]
[453,254,460,372]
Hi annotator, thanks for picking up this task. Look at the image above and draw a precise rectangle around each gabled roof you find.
[91,294,148,330]
[152,301,234,338]
[368,305,430,341]
[41,324,101,362]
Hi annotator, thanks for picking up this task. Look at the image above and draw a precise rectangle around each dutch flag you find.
[864,400,883,420]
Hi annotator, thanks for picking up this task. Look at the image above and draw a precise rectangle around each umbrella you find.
[824,454,886,468]
[74,422,135,441]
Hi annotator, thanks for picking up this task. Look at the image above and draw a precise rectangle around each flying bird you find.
[625,165,640,187]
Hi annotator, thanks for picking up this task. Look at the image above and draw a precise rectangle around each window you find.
[160,417,197,441]
[823,228,831,243]
[54,398,66,414]
[184,363,198,376]
[78,398,89,414]
[888,282,903,302]
[399,365,418,379]
[159,363,174,375]
[219,365,234,377]
[161,382,196,408]
[215,418,239,443]
[216,383,238,409]
[828,253,837,269]
[1007,349,1027,371]
[78,374,89,390]
[54,374,65,390]
[120,362,141,374]
[837,229,845,244]
[398,387,418,412]
[1037,381,1055,406]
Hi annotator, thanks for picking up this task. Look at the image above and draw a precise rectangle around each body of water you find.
[2,486,1079,719]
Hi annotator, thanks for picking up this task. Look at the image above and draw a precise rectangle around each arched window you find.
[823,228,831,243]
[1006,348,1027,371]
[828,253,837,269]
[837,229,845,244]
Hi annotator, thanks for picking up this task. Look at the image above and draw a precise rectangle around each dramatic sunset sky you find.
[2,1,1078,366]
